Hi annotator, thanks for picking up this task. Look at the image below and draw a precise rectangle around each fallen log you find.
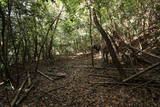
[122,62,160,82]
[15,84,34,106]
[136,56,152,64]
[11,79,27,107]
[127,45,160,60]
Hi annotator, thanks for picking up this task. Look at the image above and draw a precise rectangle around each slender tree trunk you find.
[35,9,63,72]
[0,2,12,82]
[48,8,63,58]
[48,18,60,58]
[0,3,6,65]
[34,34,38,60]
[32,17,38,61]
[86,0,94,67]
[89,9,94,67]
[92,9,126,80]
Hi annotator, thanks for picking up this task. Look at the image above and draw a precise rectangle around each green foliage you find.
[0,0,159,63]
[0,0,7,5]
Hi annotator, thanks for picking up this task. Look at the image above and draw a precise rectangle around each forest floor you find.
[0,53,160,107]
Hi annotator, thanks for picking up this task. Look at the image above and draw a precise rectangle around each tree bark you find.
[0,2,13,83]
[0,3,6,65]
[92,9,126,80]
[48,17,60,58]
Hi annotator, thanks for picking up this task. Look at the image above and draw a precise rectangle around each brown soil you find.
[0,55,160,107]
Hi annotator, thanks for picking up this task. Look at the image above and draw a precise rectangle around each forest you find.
[0,0,160,106]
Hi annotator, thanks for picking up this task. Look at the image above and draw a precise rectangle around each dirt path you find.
[19,57,158,107]
[1,56,160,106]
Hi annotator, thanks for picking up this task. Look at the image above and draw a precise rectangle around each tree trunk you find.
[86,0,94,67]
[0,2,12,82]
[48,8,63,58]
[48,19,59,58]
[92,9,126,80]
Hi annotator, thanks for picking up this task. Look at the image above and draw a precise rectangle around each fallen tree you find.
[127,45,160,60]
[123,62,160,82]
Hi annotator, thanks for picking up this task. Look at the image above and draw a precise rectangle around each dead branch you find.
[11,79,27,107]
[45,71,67,78]
[37,70,54,81]
[131,79,154,91]
[15,84,34,106]
[136,56,152,64]
[0,82,4,86]
[123,62,160,82]
[128,45,160,60]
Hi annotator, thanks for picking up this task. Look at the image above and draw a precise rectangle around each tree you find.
[92,8,126,80]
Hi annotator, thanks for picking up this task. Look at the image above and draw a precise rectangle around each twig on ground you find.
[37,70,54,81]
[45,71,67,78]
